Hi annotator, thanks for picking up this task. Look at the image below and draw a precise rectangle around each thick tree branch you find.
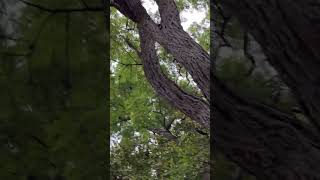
[155,0,181,27]
[111,0,150,23]
[138,24,210,128]
[112,0,210,101]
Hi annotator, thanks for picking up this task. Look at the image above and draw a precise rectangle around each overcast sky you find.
[141,0,208,30]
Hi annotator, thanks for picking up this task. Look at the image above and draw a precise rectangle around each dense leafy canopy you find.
[0,0,303,179]
[0,0,107,179]
[110,1,210,179]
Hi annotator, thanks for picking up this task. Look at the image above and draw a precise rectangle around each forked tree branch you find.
[112,0,210,101]
[114,0,320,179]
[138,24,210,128]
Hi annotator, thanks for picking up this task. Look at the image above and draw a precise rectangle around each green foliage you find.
[110,2,210,179]
[0,0,296,179]
[0,0,107,179]
[217,57,274,103]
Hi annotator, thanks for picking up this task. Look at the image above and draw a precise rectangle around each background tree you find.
[212,0,320,179]
[2,0,319,179]
[0,0,108,179]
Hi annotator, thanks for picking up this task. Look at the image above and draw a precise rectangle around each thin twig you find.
[78,0,89,8]
[243,32,256,76]
[111,59,142,66]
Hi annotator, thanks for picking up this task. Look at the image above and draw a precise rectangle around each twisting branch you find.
[112,0,210,100]
[111,0,210,128]
[138,24,210,128]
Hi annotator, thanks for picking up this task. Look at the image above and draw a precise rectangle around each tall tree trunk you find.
[216,0,320,179]
[112,0,320,179]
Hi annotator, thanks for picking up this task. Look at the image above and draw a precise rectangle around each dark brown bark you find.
[213,77,320,179]
[111,0,210,127]
[214,0,320,179]
[112,0,210,101]
[112,0,320,179]
[138,18,210,128]
[220,0,320,131]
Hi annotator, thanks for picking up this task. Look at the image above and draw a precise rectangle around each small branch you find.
[111,59,142,66]
[29,135,49,149]
[111,36,140,63]
[165,117,176,130]
[195,128,209,137]
[149,127,178,142]
[122,36,141,56]
[78,0,89,8]
[243,32,256,76]
[215,15,232,47]
[186,73,191,86]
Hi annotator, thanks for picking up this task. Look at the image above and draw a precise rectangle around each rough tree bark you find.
[215,0,320,179]
[213,77,320,179]
[220,0,320,130]
[112,0,320,179]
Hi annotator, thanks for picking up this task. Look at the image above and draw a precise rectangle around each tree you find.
[212,0,320,179]
[110,1,210,179]
[0,0,108,179]
[1,0,211,179]
[112,0,320,179]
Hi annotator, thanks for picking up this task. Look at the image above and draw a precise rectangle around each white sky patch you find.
[110,132,122,149]
[180,8,207,30]
[141,0,207,30]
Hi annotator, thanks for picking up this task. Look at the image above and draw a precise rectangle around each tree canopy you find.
[110,1,210,179]
[1,0,320,179]
[1,0,107,179]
